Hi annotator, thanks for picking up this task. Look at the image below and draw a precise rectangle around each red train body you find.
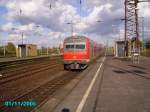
[63,36,102,70]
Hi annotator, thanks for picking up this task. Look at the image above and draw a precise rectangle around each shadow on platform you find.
[107,63,150,80]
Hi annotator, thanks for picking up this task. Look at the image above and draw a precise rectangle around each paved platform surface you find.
[95,56,150,112]
[36,56,150,112]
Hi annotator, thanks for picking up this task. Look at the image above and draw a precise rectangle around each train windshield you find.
[76,45,85,49]
[66,45,75,49]
[65,43,86,51]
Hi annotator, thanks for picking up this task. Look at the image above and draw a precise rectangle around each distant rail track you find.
[0,56,62,84]
[0,56,61,71]
[0,62,61,85]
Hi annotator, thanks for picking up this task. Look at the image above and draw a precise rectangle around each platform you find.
[95,56,150,112]
[35,56,150,112]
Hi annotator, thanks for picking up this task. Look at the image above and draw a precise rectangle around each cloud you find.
[0,22,13,32]
[0,0,149,47]
[5,0,77,32]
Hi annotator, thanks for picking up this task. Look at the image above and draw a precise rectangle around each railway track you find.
[0,56,61,71]
[0,57,62,77]
[0,57,47,69]
[0,62,61,85]
[0,55,65,112]
[0,56,103,112]
[0,70,78,112]
[0,62,64,102]
[0,56,62,83]
[0,60,52,75]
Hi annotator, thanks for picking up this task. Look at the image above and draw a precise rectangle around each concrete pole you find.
[135,8,139,53]
[22,32,24,45]
[41,47,42,56]
[141,17,145,51]
[71,23,73,36]
[47,46,49,55]
[20,9,24,45]
[124,0,127,57]
[4,44,6,57]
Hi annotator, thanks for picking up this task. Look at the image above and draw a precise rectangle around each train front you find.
[63,36,90,70]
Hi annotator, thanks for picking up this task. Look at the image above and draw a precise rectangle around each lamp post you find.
[141,17,145,51]
[4,42,6,57]
[19,9,24,44]
[0,34,6,57]
[1,40,6,57]
[12,27,24,45]
[21,32,24,44]
[96,20,103,23]
[66,22,74,36]
[138,16,145,52]
[35,25,50,56]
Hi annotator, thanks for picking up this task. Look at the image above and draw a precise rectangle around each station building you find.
[16,44,37,58]
[114,40,128,57]
[114,38,143,58]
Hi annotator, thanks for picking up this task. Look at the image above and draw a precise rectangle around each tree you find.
[0,46,4,56]
[5,42,16,56]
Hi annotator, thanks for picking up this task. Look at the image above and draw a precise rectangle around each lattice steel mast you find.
[124,0,139,56]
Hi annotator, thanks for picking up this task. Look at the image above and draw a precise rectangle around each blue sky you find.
[0,0,149,47]
[0,5,7,15]
[0,5,9,39]
[0,6,7,25]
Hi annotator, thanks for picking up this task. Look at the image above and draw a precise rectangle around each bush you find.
[141,49,150,57]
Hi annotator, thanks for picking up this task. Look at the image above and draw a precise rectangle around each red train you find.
[63,36,103,70]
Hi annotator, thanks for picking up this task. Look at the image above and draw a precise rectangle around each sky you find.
[0,0,150,47]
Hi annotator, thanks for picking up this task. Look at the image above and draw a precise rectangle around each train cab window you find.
[66,45,74,49]
[65,43,85,51]
[76,44,85,49]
